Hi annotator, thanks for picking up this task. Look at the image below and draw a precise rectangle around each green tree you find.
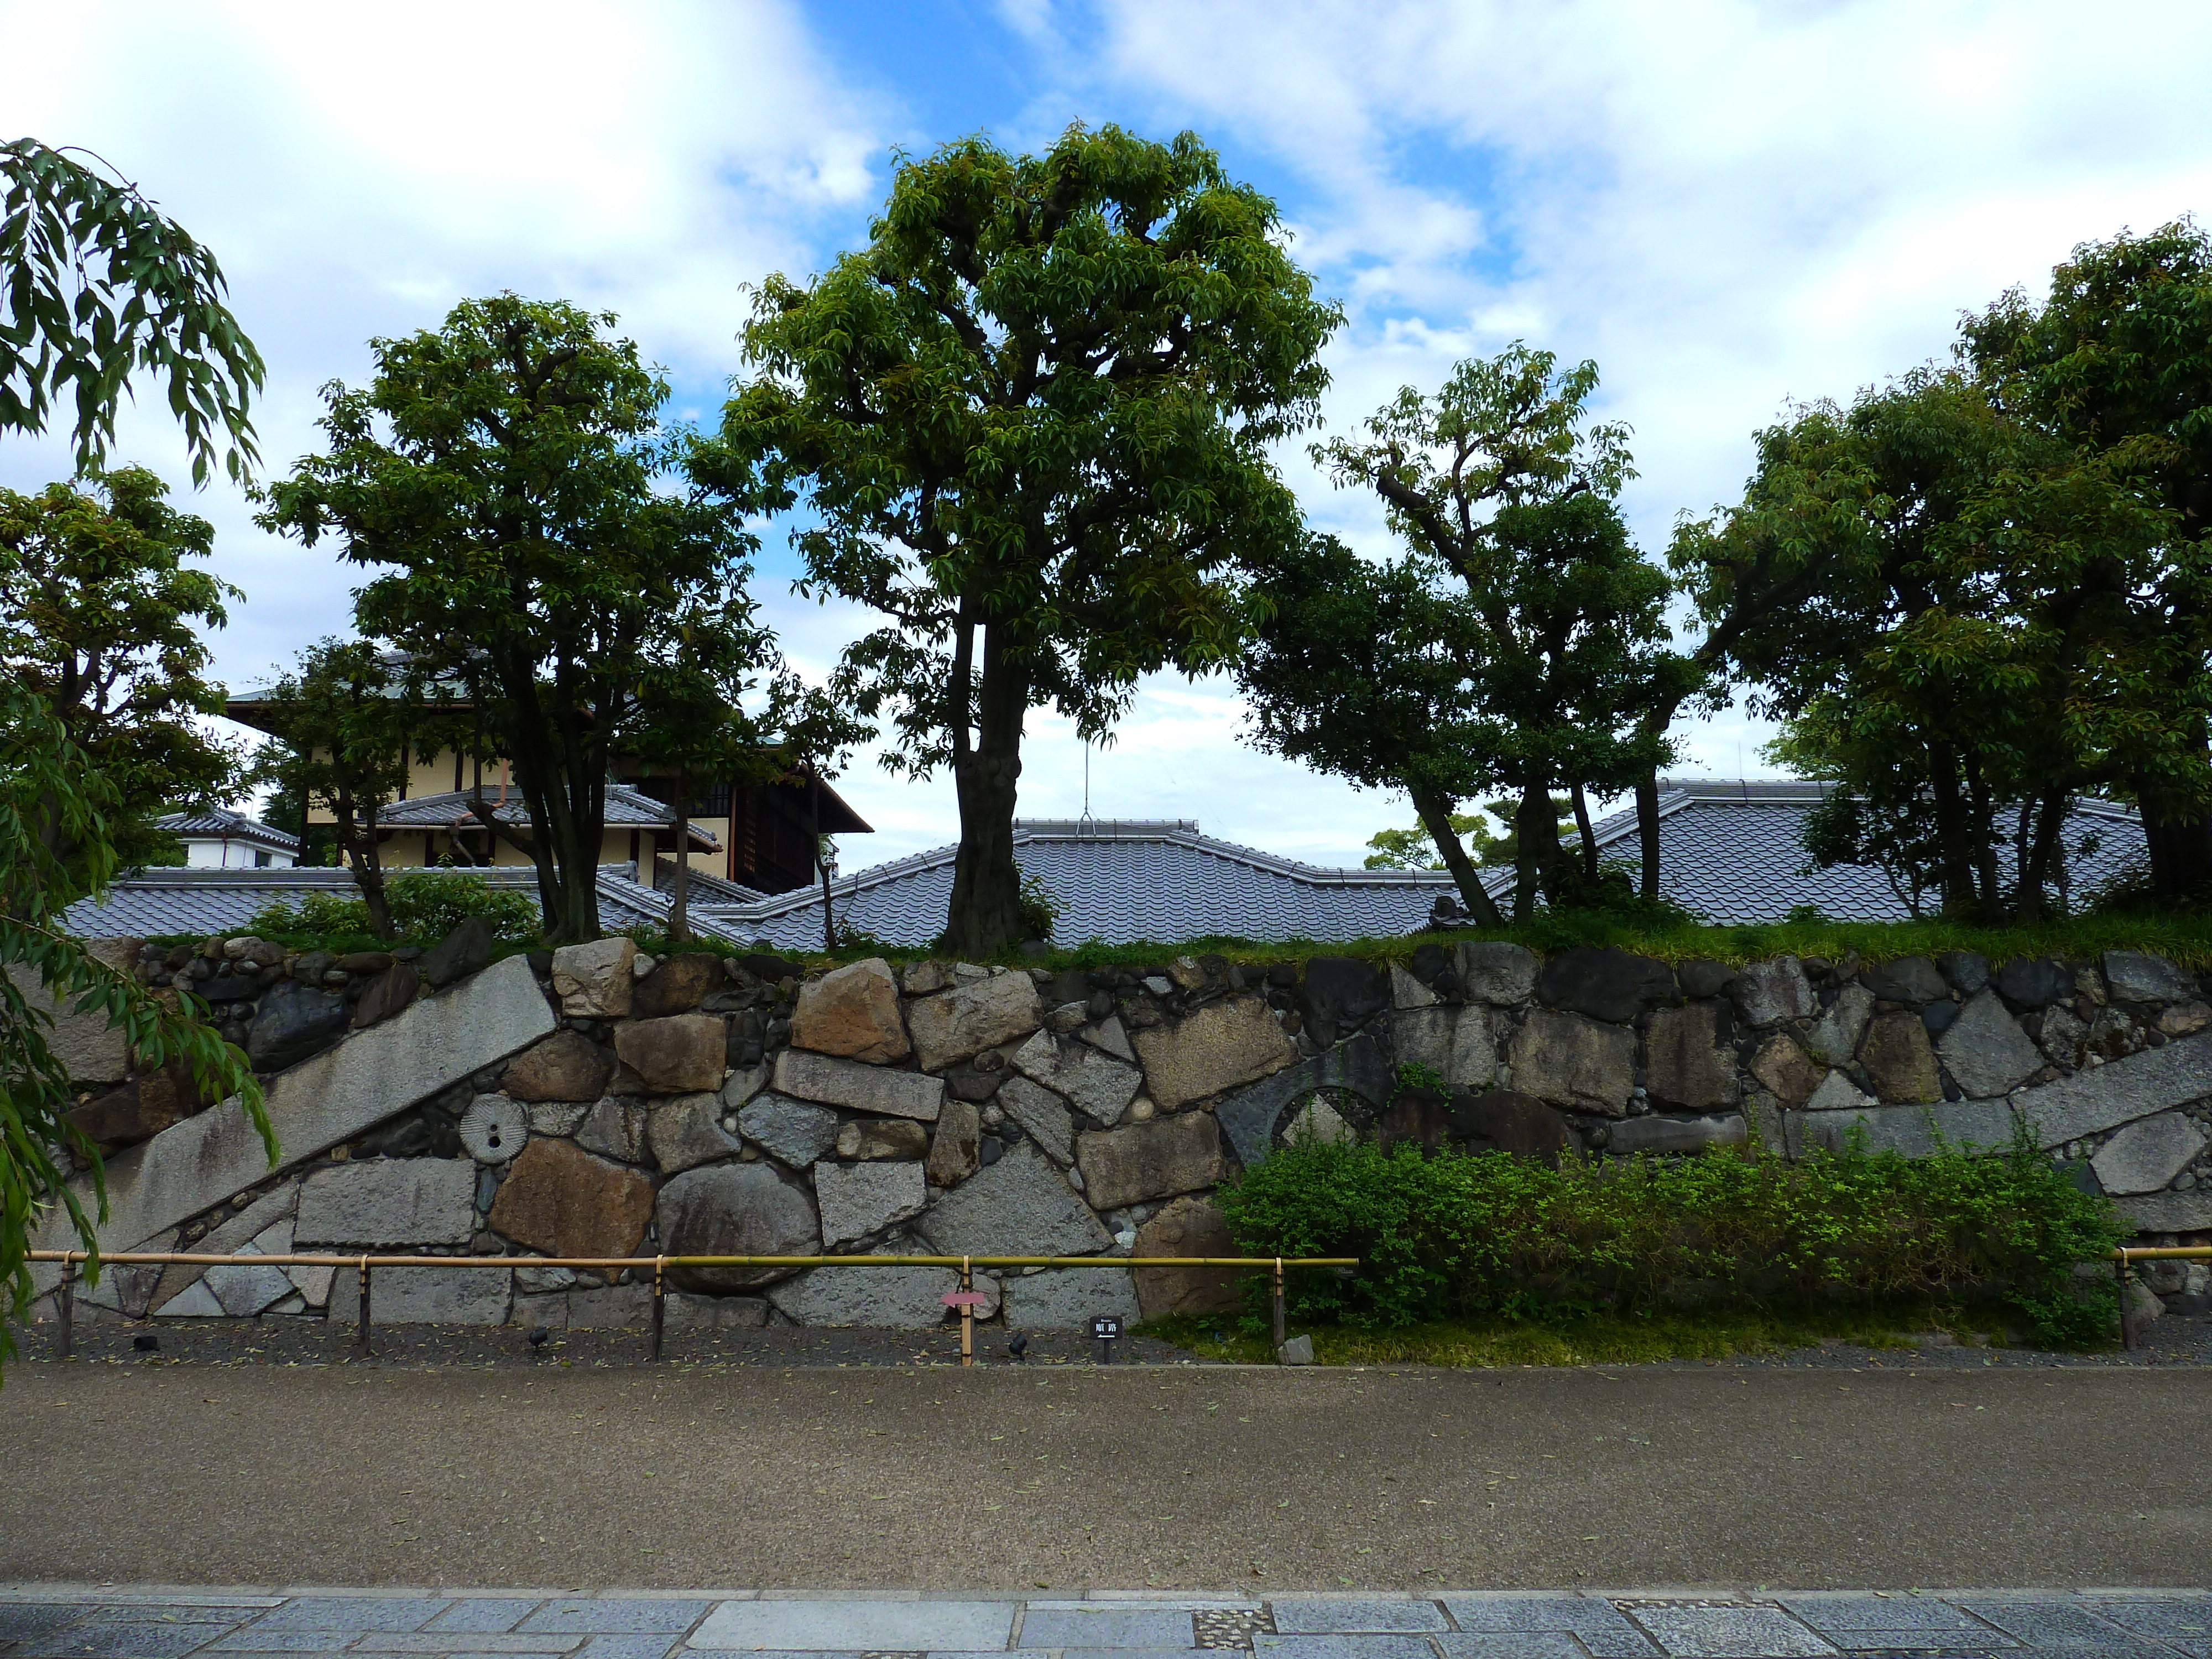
[251,639,457,941]
[1240,537,1504,924]
[716,124,1339,954]
[1682,367,2170,919]
[260,295,759,943]
[0,466,242,873]
[1,680,271,1364]
[1316,347,1697,917]
[1963,220,2212,899]
[3,138,263,485]
[2,139,270,1368]
[1363,814,1500,871]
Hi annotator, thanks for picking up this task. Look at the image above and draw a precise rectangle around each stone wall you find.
[40,933,2212,1331]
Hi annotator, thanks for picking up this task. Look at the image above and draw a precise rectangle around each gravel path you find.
[5,1348,2209,1590]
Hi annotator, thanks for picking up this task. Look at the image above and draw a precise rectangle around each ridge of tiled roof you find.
[154,807,300,853]
[376,783,719,849]
[59,862,735,943]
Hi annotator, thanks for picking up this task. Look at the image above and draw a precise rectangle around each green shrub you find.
[1219,1131,2123,1347]
[384,870,540,942]
[247,870,541,945]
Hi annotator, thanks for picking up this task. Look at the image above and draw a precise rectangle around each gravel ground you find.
[7,1312,1207,1369]
[4,1355,2208,1590]
[11,1311,2210,1371]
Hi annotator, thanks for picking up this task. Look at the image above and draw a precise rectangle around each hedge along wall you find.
[30,933,2212,1332]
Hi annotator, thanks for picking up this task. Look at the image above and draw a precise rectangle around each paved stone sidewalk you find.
[3,1589,2209,1659]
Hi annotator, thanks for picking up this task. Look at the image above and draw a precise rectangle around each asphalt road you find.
[2,1359,2204,1592]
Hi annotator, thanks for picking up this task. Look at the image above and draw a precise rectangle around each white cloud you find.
[9,0,2211,875]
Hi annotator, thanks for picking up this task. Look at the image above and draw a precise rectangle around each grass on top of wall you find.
[813,906,2212,976]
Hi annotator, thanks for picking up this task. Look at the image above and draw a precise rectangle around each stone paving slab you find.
[7,1593,2212,1659]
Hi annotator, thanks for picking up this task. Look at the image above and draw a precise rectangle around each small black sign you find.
[1090,1314,1123,1340]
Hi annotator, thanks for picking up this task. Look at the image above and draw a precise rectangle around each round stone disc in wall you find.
[460,1093,529,1165]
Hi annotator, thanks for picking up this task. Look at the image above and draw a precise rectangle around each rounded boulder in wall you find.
[656,1161,822,1292]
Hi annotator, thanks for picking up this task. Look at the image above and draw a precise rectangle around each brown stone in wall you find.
[1859,1011,1943,1103]
[503,1030,618,1102]
[350,962,420,1029]
[1133,1193,1243,1319]
[790,957,910,1063]
[614,1013,726,1094]
[1075,1110,1229,1211]
[488,1137,654,1261]
[926,1097,982,1187]
[632,953,723,1019]
[1129,996,1299,1112]
[1748,1034,1824,1105]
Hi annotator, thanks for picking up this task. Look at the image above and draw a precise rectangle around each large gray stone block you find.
[2116,1191,2212,1234]
[1010,1029,1142,1125]
[1391,1004,1495,1090]
[330,1264,512,1326]
[1806,983,1875,1066]
[772,1048,943,1121]
[2015,1032,2212,1147]
[737,1093,841,1168]
[1606,1113,1747,1156]
[1456,941,1537,1005]
[296,1158,477,1246]
[2091,1112,2208,1196]
[767,1260,960,1327]
[1214,1034,1393,1172]
[916,1142,1111,1258]
[1936,989,2044,1098]
[6,938,140,1088]
[1733,957,1817,1027]
[1509,1008,1636,1115]
[813,1159,928,1249]
[1794,1099,2019,1159]
[35,952,554,1275]
[996,1074,1076,1165]
[1002,1266,1140,1330]
[2105,950,2199,1004]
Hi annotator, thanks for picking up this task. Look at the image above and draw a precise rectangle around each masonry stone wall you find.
[42,932,2212,1330]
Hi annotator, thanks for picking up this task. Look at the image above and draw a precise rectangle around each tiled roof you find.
[695,819,1453,952]
[66,781,2157,947]
[1565,780,2150,926]
[695,785,2156,948]
[60,864,739,943]
[376,784,719,850]
[154,808,300,854]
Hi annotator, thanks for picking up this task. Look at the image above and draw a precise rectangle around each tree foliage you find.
[715,123,1339,954]
[2,138,263,486]
[261,294,760,944]
[1312,347,1697,917]
[1,681,272,1367]
[0,465,242,873]
[250,639,460,940]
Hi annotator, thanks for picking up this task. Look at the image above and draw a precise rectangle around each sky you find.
[7,0,2211,872]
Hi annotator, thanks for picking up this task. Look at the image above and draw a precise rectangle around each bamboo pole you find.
[29,1250,1358,1270]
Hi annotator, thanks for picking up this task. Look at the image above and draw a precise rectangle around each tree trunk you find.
[944,629,1029,956]
[670,762,690,946]
[2018,790,2070,920]
[335,789,395,941]
[1636,770,1662,900]
[1512,784,1561,921]
[1964,761,2002,917]
[810,765,833,953]
[1409,782,1504,927]
[1926,743,1980,918]
[1570,784,1599,879]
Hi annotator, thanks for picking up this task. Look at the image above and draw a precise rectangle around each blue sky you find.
[7,1,2212,870]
